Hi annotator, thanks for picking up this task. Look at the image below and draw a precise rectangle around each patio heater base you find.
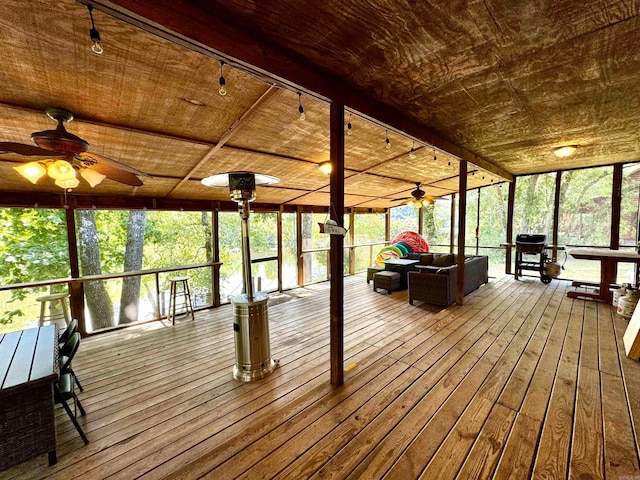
[231,292,278,382]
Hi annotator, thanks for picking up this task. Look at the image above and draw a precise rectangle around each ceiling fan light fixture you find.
[47,159,76,181]
[81,168,107,188]
[318,161,332,175]
[552,145,578,158]
[55,177,80,190]
[14,162,46,184]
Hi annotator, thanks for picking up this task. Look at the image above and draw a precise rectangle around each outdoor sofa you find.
[407,253,489,307]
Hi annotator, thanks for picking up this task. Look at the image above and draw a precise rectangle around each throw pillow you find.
[419,253,434,265]
[432,253,454,267]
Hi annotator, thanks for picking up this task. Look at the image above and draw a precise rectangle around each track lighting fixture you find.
[433,150,437,162]
[408,141,416,159]
[385,130,391,149]
[86,5,103,55]
[447,160,451,167]
[298,93,305,121]
[347,113,353,136]
[218,61,227,96]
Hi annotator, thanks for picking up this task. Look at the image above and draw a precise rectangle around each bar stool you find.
[167,276,195,325]
[36,292,71,327]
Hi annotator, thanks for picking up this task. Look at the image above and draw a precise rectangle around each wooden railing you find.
[0,262,222,336]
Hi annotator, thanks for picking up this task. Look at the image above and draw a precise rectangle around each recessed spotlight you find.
[552,145,578,158]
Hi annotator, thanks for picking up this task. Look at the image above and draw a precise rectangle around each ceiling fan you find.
[390,182,443,207]
[0,108,149,189]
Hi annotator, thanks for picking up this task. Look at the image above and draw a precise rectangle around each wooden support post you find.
[456,161,468,305]
[348,208,356,275]
[64,202,86,336]
[450,194,456,254]
[296,206,304,287]
[418,206,424,236]
[329,102,345,387]
[212,206,221,306]
[277,206,284,291]
[385,209,391,243]
[611,163,623,250]
[475,189,481,256]
[552,172,562,262]
[506,179,516,274]
[611,164,623,282]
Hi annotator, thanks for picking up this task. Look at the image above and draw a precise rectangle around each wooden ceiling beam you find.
[165,86,277,197]
[87,0,513,182]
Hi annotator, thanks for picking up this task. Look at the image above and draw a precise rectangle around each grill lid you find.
[516,234,547,245]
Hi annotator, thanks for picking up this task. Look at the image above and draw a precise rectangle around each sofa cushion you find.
[433,253,454,267]
[406,252,422,261]
[419,253,434,265]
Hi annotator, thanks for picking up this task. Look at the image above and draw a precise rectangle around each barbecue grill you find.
[515,234,552,284]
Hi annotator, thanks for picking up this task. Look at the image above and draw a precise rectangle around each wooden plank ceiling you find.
[0,0,638,208]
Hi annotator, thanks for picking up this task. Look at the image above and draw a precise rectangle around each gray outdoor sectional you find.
[407,253,489,307]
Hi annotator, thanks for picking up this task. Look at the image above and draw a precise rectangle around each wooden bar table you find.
[0,325,58,471]
[567,248,640,302]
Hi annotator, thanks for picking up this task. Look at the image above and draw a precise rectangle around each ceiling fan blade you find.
[77,152,150,177]
[0,142,64,157]
[88,163,144,187]
[87,163,143,187]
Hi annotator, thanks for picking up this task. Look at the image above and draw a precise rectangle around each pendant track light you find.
[347,113,352,136]
[298,93,305,121]
[408,141,416,159]
[218,60,227,96]
[86,5,103,55]
[385,130,391,149]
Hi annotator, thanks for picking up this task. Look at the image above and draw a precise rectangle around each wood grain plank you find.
[601,371,640,478]
[492,413,541,480]
[455,403,516,479]
[421,400,515,480]
[568,365,603,479]
[530,298,584,480]
[599,300,622,376]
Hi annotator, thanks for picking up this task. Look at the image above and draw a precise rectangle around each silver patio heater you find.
[201,171,279,382]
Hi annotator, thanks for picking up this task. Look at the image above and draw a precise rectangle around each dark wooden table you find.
[568,248,640,302]
[383,258,419,289]
[0,325,58,471]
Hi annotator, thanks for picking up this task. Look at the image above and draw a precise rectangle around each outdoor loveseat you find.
[407,253,488,307]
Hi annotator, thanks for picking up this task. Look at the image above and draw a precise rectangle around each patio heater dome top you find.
[201,171,280,188]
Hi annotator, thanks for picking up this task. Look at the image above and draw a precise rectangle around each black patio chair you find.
[59,332,84,392]
[58,318,78,346]
[54,372,88,444]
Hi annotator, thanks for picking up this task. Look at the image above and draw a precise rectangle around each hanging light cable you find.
[347,113,353,136]
[385,130,391,149]
[218,60,227,96]
[298,93,305,121]
[86,5,103,55]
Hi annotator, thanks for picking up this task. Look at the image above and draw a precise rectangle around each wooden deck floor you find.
[5,274,640,479]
